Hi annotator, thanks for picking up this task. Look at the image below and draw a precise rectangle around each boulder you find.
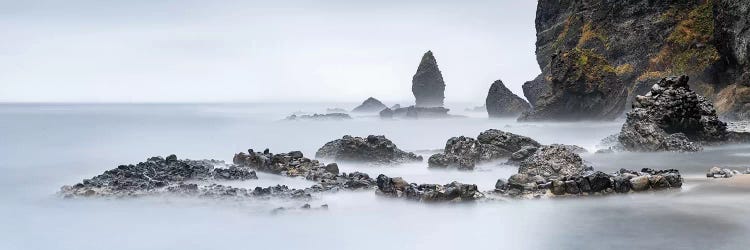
[429,129,540,170]
[376,175,483,202]
[352,97,387,113]
[315,135,422,164]
[618,76,728,152]
[485,79,530,118]
[412,51,445,107]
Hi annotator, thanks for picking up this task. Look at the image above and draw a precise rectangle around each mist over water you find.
[2,103,750,250]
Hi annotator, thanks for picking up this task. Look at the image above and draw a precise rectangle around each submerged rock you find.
[380,106,450,119]
[428,129,541,170]
[412,51,445,107]
[285,113,351,121]
[352,97,387,113]
[376,174,483,202]
[618,76,728,152]
[315,135,422,164]
[485,79,530,118]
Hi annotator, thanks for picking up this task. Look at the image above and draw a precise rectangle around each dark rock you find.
[324,163,339,175]
[586,171,613,193]
[612,176,631,193]
[285,113,351,121]
[412,51,445,107]
[549,144,588,153]
[518,145,586,178]
[213,166,258,180]
[430,129,540,170]
[377,175,483,202]
[315,135,422,164]
[619,76,728,152]
[485,79,530,118]
[507,146,539,164]
[352,97,387,113]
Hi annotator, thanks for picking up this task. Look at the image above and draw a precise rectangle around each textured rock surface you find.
[524,0,750,120]
[412,51,445,107]
[618,76,727,152]
[352,97,387,113]
[518,145,587,178]
[376,174,483,202]
[315,135,422,164]
[428,129,540,170]
[485,80,530,118]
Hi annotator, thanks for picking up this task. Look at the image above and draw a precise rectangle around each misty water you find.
[2,103,750,250]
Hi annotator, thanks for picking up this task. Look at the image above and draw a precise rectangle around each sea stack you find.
[352,97,387,113]
[485,80,530,118]
[412,51,445,107]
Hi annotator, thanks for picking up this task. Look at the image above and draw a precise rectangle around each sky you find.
[0,0,540,104]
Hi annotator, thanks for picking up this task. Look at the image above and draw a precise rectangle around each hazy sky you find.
[0,0,539,104]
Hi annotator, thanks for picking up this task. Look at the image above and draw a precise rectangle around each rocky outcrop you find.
[428,129,541,170]
[706,166,746,178]
[379,106,450,119]
[315,135,422,164]
[497,168,683,198]
[352,97,387,113]
[376,174,483,202]
[285,113,351,121]
[518,145,588,178]
[412,51,445,107]
[618,76,728,152]
[60,155,258,197]
[524,0,750,120]
[485,80,530,118]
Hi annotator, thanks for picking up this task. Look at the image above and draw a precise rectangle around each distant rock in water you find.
[352,97,387,113]
[485,80,530,118]
[315,135,423,164]
[376,174,483,202]
[379,106,450,119]
[412,51,445,107]
[285,113,351,121]
[618,76,728,152]
[326,108,348,113]
[428,129,541,170]
[518,145,587,178]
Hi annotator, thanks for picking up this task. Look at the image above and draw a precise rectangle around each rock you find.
[507,146,539,164]
[285,113,351,121]
[612,176,631,193]
[549,144,588,154]
[518,145,586,178]
[707,167,744,178]
[378,175,483,202]
[315,135,422,164]
[352,97,387,113]
[380,106,450,119]
[412,51,445,107]
[485,79,530,118]
[324,163,339,175]
[213,166,259,180]
[629,176,650,192]
[429,129,540,170]
[495,178,508,192]
[525,0,750,120]
[586,171,613,193]
[618,76,728,152]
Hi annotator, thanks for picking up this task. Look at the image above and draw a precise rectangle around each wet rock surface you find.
[285,113,351,121]
[352,97,387,113]
[376,174,483,202]
[485,79,530,118]
[412,51,445,107]
[428,129,541,170]
[315,135,422,164]
[618,76,728,152]
[518,145,587,178]
[379,106,450,119]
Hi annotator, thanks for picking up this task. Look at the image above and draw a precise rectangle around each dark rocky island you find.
[485,79,531,118]
[352,97,387,113]
[315,135,423,164]
[376,174,483,202]
[412,51,446,107]
[428,129,541,170]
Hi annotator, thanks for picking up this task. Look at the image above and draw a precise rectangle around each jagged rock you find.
[506,146,539,165]
[390,104,401,110]
[315,135,422,164]
[518,145,586,178]
[714,0,750,119]
[59,155,255,197]
[485,80,530,118]
[380,106,450,119]
[549,144,588,153]
[285,113,351,121]
[352,97,387,113]
[376,174,483,202]
[618,76,728,152]
[412,51,445,107]
[428,129,540,170]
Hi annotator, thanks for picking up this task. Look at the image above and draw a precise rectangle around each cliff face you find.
[523,0,749,120]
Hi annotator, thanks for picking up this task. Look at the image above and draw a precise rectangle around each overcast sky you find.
[0,0,539,103]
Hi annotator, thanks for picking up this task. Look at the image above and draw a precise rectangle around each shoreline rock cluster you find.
[315,135,423,164]
[428,129,541,170]
[379,106,450,119]
[376,174,483,202]
[706,167,749,178]
[285,113,351,121]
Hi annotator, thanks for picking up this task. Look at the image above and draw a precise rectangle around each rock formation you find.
[412,51,446,107]
[618,75,728,152]
[379,106,450,119]
[285,113,351,121]
[352,97,387,113]
[428,129,541,170]
[376,174,483,202]
[485,80,530,118]
[523,0,750,120]
[315,135,422,164]
[517,145,588,178]
[706,166,747,178]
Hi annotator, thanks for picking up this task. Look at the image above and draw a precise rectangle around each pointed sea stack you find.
[412,51,445,107]
[485,80,530,118]
[352,97,387,113]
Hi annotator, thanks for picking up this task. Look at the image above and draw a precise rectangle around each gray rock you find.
[352,97,387,113]
[315,135,422,164]
[518,145,586,178]
[380,105,450,119]
[376,175,483,202]
[429,129,540,170]
[485,79,530,118]
[412,51,445,107]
